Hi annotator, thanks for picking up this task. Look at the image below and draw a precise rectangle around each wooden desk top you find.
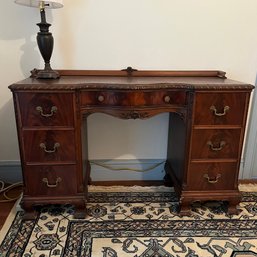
[9,70,254,91]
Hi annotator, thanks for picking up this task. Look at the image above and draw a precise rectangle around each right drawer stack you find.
[188,92,249,191]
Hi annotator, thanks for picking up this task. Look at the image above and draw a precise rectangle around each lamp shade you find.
[14,0,63,9]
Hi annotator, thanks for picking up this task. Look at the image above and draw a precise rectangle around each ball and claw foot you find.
[74,209,87,219]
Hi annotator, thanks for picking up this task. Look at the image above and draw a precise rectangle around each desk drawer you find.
[194,92,247,125]
[191,129,241,159]
[24,165,77,196]
[81,90,187,107]
[187,162,237,190]
[17,92,74,127]
[23,130,76,163]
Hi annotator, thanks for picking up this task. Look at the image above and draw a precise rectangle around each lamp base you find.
[36,68,60,79]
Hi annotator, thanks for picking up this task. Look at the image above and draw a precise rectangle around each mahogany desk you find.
[9,70,254,219]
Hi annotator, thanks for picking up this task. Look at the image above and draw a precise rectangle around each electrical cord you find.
[0,161,164,202]
[90,160,165,172]
[0,180,23,203]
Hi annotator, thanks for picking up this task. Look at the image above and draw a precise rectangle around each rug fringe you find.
[89,184,257,192]
[239,183,257,192]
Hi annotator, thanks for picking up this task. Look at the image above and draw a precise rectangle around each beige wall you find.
[1,0,257,167]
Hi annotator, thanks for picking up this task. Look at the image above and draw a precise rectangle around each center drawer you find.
[23,130,76,163]
[80,90,187,107]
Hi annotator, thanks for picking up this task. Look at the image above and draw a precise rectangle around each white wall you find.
[1,0,257,176]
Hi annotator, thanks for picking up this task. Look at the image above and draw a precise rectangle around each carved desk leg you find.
[179,198,192,216]
[73,199,87,219]
[21,200,38,220]
[227,198,241,216]
[163,171,173,187]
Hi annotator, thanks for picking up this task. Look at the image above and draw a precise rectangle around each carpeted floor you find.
[1,186,257,257]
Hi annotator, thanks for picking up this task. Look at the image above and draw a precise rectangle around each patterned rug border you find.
[0,199,20,244]
[1,187,257,245]
[1,186,257,256]
[231,251,257,257]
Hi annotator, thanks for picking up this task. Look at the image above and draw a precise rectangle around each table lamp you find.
[14,0,63,79]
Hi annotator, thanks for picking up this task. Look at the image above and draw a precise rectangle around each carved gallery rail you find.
[9,70,254,219]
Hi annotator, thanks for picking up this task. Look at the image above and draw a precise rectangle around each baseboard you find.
[91,180,165,186]
[0,161,22,183]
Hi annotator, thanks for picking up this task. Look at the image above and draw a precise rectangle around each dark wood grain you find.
[9,71,254,91]
[23,130,76,163]
[190,129,241,159]
[80,90,188,107]
[33,69,227,78]
[9,70,254,218]
[193,92,249,126]
[17,92,74,127]
[23,165,77,196]
[186,162,238,190]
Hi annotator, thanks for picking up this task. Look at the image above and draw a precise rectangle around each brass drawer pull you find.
[40,142,60,153]
[207,140,226,151]
[164,95,171,103]
[42,177,62,188]
[36,106,58,117]
[210,105,230,116]
[204,173,221,184]
[97,95,105,102]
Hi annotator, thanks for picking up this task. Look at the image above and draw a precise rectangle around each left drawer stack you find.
[12,91,85,219]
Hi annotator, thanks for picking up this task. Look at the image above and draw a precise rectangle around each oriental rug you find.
[1,186,257,257]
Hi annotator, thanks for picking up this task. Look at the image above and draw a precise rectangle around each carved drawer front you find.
[81,90,187,107]
[187,162,237,190]
[191,129,241,159]
[194,92,248,125]
[17,92,74,127]
[23,130,76,163]
[24,165,77,196]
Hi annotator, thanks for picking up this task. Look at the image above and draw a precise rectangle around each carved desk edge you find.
[9,69,254,91]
